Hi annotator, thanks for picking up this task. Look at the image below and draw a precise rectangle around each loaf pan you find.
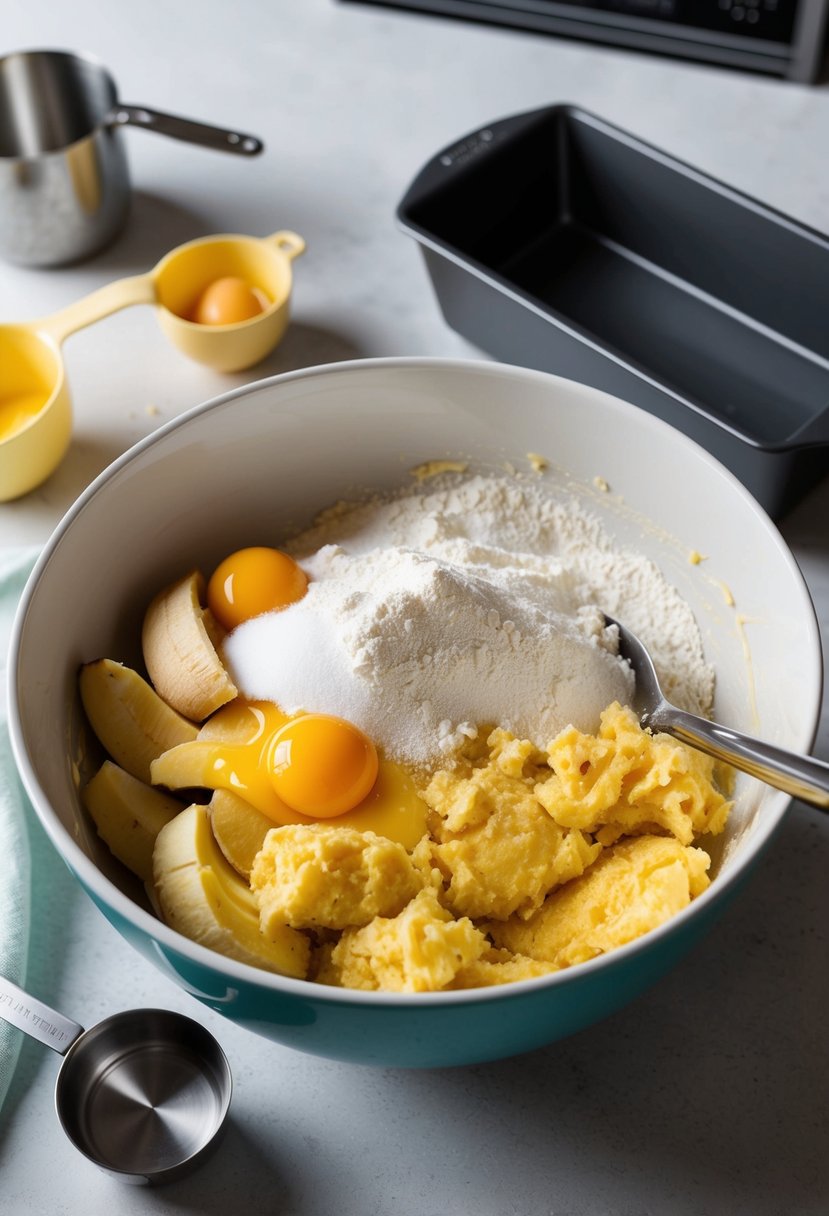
[397,105,829,518]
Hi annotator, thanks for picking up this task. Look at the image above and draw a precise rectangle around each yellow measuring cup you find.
[0,230,305,501]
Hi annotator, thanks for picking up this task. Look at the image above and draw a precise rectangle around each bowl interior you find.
[10,359,821,970]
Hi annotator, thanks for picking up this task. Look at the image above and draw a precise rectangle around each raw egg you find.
[207,546,308,630]
[191,277,269,326]
[269,714,379,818]
[156,700,429,848]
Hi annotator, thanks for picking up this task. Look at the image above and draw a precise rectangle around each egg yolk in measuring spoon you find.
[207,546,308,629]
[191,277,269,326]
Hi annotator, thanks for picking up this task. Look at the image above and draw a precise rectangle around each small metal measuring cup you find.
[0,974,231,1184]
[0,48,264,266]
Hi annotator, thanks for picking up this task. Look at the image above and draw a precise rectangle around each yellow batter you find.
[250,702,731,991]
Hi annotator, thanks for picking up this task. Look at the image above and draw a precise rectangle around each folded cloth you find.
[0,548,41,1110]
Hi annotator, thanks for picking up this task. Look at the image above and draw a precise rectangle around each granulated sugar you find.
[221,476,713,767]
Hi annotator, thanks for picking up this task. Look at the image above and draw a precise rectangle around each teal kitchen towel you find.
[0,548,40,1110]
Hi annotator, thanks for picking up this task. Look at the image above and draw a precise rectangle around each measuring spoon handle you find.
[0,975,84,1056]
[650,705,829,811]
[34,273,157,346]
[111,104,263,156]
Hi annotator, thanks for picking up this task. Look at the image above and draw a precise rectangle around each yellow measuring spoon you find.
[0,230,305,501]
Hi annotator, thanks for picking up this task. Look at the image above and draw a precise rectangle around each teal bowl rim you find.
[7,356,822,1010]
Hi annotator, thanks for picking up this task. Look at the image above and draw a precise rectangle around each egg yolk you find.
[268,714,379,818]
[191,277,268,326]
[184,700,428,847]
[207,547,308,630]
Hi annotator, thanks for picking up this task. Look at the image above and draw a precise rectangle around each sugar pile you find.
[221,476,713,767]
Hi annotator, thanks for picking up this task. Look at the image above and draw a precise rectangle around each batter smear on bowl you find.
[78,474,731,992]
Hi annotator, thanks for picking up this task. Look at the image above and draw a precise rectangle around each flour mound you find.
[222,476,712,766]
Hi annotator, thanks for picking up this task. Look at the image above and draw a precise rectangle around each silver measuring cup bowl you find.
[0,50,130,266]
[0,49,263,267]
[0,974,232,1184]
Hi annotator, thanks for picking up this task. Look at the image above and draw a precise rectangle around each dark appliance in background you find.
[343,0,829,81]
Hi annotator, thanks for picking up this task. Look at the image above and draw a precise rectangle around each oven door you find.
[342,0,828,81]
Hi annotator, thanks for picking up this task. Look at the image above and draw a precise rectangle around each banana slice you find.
[79,658,198,783]
[82,760,183,883]
[198,699,282,744]
[210,789,273,878]
[153,803,309,978]
[150,740,223,791]
[142,570,237,722]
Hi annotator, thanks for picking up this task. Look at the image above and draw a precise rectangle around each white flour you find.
[222,476,713,766]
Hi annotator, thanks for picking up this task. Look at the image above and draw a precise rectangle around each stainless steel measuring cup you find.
[0,974,231,1184]
[0,49,264,266]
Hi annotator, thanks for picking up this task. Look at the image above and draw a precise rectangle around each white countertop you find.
[1,2,828,1212]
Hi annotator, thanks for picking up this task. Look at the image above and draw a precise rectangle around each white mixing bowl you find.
[8,358,822,1066]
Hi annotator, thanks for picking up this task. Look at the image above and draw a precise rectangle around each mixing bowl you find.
[8,358,822,1068]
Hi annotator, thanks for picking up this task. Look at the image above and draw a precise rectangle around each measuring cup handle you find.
[0,974,84,1056]
[111,105,263,156]
[265,231,306,260]
[37,273,157,345]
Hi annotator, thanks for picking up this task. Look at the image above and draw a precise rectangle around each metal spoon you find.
[0,975,231,1184]
[607,614,829,810]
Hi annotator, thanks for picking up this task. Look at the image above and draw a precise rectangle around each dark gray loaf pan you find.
[397,105,829,518]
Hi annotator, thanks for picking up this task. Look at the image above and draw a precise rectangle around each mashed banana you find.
[318,888,488,993]
[537,703,730,846]
[487,835,711,968]
[251,824,421,932]
[416,730,600,921]
[250,702,730,992]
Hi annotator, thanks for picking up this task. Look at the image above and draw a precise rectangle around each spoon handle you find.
[0,974,84,1056]
[650,705,829,810]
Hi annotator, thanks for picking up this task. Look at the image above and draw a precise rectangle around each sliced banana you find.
[198,699,282,744]
[210,789,273,878]
[142,570,237,722]
[82,759,183,883]
[153,803,309,978]
[79,658,198,783]
[150,740,224,792]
